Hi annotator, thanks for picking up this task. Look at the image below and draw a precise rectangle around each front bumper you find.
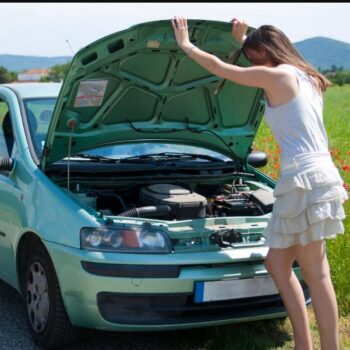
[46,241,310,331]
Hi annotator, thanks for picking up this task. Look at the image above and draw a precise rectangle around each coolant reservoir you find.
[73,192,97,210]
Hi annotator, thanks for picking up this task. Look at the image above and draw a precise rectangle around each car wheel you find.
[22,242,76,349]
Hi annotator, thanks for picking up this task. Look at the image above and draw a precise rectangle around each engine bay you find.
[67,177,275,221]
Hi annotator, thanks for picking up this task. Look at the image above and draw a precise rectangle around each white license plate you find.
[194,276,279,303]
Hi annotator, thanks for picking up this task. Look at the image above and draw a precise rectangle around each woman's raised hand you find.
[231,18,248,44]
[171,16,193,52]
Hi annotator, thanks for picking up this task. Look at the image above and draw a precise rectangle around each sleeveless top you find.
[264,64,330,164]
[262,64,348,248]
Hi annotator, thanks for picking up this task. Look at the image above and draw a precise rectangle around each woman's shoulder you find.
[277,64,309,77]
[277,63,300,74]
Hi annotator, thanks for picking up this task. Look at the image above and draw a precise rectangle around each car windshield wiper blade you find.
[67,153,118,163]
[120,152,228,163]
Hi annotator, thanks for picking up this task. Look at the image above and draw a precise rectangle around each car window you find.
[23,98,56,156]
[0,100,15,158]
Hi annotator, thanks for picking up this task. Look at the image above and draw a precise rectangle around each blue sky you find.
[1,2,349,56]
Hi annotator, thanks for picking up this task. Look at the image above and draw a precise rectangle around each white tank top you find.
[264,64,330,163]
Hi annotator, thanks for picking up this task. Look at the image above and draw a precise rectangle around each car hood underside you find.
[41,19,265,169]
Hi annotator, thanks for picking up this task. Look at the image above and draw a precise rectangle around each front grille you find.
[97,282,310,325]
[81,261,180,278]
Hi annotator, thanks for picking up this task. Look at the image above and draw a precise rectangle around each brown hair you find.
[241,25,332,93]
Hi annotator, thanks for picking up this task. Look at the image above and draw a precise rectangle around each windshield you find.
[23,98,231,163]
[23,98,56,156]
[75,144,231,162]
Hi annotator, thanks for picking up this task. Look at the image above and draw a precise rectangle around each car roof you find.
[1,82,62,99]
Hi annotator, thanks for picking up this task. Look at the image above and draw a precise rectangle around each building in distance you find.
[17,68,50,82]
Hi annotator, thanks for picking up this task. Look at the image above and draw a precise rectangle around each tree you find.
[0,66,17,83]
[40,63,71,82]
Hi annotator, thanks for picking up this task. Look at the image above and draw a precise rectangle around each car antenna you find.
[65,39,75,55]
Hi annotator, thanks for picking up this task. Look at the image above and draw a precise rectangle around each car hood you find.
[41,19,265,169]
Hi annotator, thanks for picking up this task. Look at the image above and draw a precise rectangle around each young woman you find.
[171,16,348,350]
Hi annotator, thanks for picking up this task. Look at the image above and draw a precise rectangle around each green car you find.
[0,19,309,349]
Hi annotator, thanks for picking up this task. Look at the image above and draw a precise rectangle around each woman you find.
[171,16,348,350]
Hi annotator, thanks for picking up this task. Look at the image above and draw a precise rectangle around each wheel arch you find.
[16,232,49,296]
[17,231,77,347]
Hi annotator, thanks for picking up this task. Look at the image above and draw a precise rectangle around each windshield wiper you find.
[120,152,228,163]
[67,153,118,163]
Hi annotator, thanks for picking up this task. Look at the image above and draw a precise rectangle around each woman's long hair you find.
[241,25,332,93]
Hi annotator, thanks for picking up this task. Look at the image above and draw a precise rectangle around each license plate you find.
[194,276,279,303]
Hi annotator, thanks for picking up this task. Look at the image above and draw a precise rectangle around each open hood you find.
[41,19,265,169]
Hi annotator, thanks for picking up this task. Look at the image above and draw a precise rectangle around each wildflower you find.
[342,165,349,172]
[343,183,349,191]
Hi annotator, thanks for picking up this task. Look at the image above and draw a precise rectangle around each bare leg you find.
[294,240,339,350]
[265,247,313,350]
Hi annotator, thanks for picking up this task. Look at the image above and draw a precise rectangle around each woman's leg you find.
[265,247,313,350]
[294,240,339,350]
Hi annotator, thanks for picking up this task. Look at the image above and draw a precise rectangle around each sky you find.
[1,2,349,57]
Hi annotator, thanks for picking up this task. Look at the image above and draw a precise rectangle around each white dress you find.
[263,64,348,248]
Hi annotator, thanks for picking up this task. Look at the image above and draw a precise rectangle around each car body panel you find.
[0,83,100,290]
[46,240,300,330]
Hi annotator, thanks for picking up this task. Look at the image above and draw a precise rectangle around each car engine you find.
[69,179,275,220]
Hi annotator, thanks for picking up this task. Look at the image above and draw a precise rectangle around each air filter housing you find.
[139,184,207,220]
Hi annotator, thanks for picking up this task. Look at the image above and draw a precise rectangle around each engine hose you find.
[118,205,171,218]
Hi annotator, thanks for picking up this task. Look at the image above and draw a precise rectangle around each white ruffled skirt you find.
[264,152,348,248]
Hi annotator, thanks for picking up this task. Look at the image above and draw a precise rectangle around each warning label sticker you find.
[74,79,108,107]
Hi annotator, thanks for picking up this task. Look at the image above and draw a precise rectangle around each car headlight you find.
[80,223,172,253]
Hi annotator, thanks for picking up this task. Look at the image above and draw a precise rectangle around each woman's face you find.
[244,48,273,67]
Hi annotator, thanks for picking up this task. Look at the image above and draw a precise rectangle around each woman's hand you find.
[171,16,195,53]
[231,18,248,44]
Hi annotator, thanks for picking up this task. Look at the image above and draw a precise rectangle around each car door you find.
[0,99,25,285]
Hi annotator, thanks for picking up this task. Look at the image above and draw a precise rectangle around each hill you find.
[294,36,350,70]
[0,54,72,72]
[1,36,350,72]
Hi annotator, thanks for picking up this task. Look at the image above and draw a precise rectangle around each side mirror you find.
[247,151,268,168]
[0,157,15,172]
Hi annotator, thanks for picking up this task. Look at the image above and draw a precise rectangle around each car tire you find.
[22,242,76,349]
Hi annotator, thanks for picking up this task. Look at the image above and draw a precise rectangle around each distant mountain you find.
[1,36,350,72]
[0,54,72,72]
[294,37,350,70]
